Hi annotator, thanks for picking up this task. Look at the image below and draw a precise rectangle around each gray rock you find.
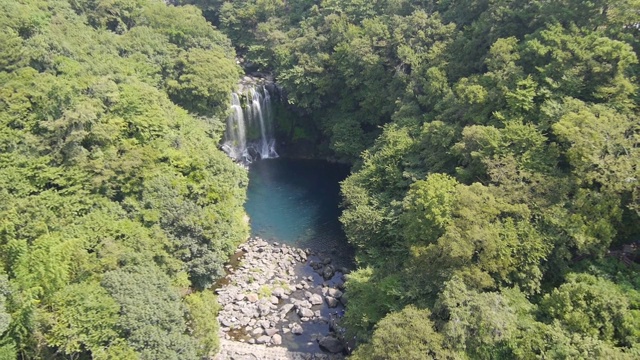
[325,296,339,308]
[272,287,285,298]
[259,319,271,329]
[246,293,259,303]
[298,307,314,318]
[327,288,343,299]
[319,336,344,353]
[309,294,323,305]
[271,334,282,345]
[258,303,271,316]
[265,328,279,336]
[291,323,304,335]
[270,296,279,305]
[280,303,295,315]
[252,327,264,335]
[241,306,256,317]
[220,317,235,327]
[322,266,335,280]
[256,335,271,344]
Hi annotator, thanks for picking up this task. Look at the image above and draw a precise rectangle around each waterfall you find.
[222,85,278,163]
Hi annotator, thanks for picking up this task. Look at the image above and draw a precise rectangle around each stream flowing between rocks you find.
[216,158,355,356]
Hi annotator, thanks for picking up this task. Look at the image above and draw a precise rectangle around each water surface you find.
[245,158,354,267]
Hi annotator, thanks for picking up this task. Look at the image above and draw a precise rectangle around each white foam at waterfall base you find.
[222,85,278,163]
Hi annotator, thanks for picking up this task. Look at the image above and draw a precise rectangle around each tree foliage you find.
[186,0,640,357]
[0,0,245,358]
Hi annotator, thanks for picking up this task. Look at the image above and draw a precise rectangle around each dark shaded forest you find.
[1,0,639,359]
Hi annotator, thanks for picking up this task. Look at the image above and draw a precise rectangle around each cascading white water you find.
[222,93,248,161]
[222,85,278,163]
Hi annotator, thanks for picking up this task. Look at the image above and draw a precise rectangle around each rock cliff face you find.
[216,237,349,354]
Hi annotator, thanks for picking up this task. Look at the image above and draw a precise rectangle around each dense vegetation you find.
[3,0,640,358]
[0,0,247,358]
[186,0,640,358]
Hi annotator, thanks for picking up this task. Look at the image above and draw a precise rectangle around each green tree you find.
[101,266,198,360]
[45,282,120,357]
[351,305,456,360]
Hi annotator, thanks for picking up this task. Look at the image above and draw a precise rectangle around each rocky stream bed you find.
[215,237,351,358]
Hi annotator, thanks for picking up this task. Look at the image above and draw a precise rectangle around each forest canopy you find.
[0,0,246,358]
[2,0,640,359]
[182,0,640,358]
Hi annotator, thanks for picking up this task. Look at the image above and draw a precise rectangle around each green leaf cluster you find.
[0,0,247,358]
[191,0,640,357]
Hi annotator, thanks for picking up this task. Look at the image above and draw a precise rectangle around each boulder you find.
[265,328,279,336]
[272,287,285,298]
[327,288,343,299]
[258,303,271,316]
[271,334,282,345]
[246,293,259,303]
[309,294,323,305]
[259,320,271,329]
[322,266,335,280]
[325,296,339,308]
[298,307,314,318]
[291,323,304,335]
[220,317,235,327]
[319,336,344,353]
[298,249,307,260]
[280,303,295,316]
[256,335,271,344]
